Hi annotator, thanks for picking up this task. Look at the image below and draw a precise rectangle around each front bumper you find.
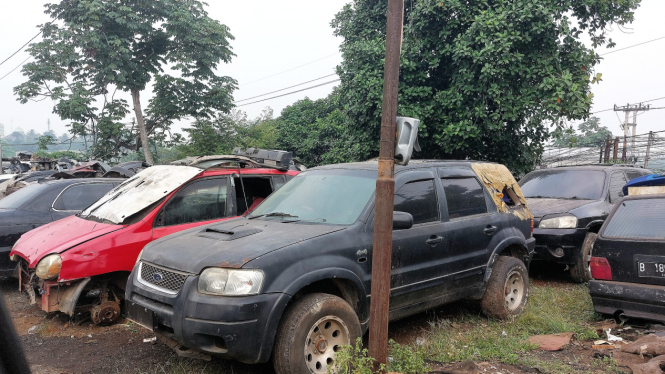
[589,280,665,323]
[532,228,588,264]
[125,262,291,364]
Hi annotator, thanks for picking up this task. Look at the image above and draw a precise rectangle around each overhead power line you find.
[598,36,665,56]
[0,31,41,67]
[235,79,340,107]
[0,56,31,82]
[235,73,337,103]
[591,96,665,114]
[239,52,341,87]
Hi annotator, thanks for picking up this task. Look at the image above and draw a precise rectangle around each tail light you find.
[590,257,612,280]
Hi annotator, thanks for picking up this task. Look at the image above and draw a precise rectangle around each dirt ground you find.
[0,263,651,373]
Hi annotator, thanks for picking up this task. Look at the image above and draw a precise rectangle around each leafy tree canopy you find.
[15,0,237,163]
[330,0,640,174]
[552,116,613,147]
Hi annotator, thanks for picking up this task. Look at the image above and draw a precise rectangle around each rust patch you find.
[471,163,533,220]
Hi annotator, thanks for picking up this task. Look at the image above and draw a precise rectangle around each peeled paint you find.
[471,163,533,221]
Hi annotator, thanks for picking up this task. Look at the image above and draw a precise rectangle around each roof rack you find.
[547,163,644,169]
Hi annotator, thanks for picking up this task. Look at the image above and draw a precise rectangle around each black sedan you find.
[589,194,665,323]
[0,178,122,276]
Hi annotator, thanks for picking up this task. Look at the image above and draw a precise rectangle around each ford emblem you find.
[153,273,164,282]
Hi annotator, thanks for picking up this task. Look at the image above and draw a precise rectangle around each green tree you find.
[331,0,639,174]
[553,117,612,147]
[15,0,237,164]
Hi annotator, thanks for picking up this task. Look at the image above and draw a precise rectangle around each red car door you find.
[152,176,233,240]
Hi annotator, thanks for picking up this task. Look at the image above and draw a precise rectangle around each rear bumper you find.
[589,280,665,323]
[125,262,291,364]
[532,228,588,264]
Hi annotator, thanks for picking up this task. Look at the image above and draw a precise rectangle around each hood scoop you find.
[198,226,263,241]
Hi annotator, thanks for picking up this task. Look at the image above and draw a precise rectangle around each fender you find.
[484,236,528,283]
[57,277,92,315]
[282,267,369,321]
[585,220,604,231]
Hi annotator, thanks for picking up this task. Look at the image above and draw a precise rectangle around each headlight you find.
[35,254,62,280]
[136,248,144,265]
[198,268,264,296]
[539,215,578,229]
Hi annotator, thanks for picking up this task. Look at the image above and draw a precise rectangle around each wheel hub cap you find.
[504,270,524,311]
[304,316,350,373]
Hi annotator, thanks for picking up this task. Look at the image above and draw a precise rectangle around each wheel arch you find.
[484,237,530,284]
[585,220,604,234]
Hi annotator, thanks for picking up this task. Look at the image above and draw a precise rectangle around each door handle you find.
[484,225,497,235]
[426,235,443,247]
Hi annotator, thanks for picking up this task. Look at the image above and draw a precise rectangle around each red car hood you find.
[10,215,124,267]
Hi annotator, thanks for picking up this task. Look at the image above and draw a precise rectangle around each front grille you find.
[139,262,189,294]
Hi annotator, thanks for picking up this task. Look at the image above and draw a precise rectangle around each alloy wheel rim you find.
[304,315,350,373]
[504,270,524,311]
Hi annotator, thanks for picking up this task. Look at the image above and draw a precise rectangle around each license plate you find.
[637,262,665,278]
[126,301,155,330]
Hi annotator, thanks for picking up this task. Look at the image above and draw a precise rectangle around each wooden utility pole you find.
[613,137,619,163]
[614,103,650,161]
[369,0,404,371]
[604,134,611,163]
[0,142,3,175]
[645,131,653,168]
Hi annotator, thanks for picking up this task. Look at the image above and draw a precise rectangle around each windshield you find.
[248,169,377,225]
[0,184,49,210]
[519,170,606,200]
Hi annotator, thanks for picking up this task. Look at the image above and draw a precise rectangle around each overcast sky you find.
[0,0,663,139]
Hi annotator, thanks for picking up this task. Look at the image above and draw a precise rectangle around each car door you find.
[608,172,627,205]
[50,182,116,220]
[438,169,502,289]
[387,169,451,310]
[152,176,232,240]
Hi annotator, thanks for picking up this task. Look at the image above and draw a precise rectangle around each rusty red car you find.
[9,152,299,325]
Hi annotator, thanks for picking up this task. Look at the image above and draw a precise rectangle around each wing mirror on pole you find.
[394,117,421,166]
[393,211,413,230]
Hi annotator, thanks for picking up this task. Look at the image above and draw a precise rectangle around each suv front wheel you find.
[274,293,361,374]
[481,256,529,319]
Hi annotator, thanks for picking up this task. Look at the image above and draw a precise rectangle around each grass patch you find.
[420,282,601,364]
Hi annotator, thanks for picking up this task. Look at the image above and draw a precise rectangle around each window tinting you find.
[519,170,606,200]
[160,178,227,226]
[54,183,115,211]
[625,170,642,182]
[0,184,49,210]
[603,199,665,239]
[394,180,438,224]
[441,178,488,219]
[609,172,627,204]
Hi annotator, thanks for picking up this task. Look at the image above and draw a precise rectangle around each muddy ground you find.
[0,263,650,373]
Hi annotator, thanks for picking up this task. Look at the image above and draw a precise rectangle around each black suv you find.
[589,194,665,323]
[519,165,652,282]
[125,160,535,374]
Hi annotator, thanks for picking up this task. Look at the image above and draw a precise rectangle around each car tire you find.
[273,293,361,374]
[570,232,597,283]
[481,256,529,320]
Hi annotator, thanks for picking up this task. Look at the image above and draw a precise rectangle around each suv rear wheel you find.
[569,232,596,283]
[273,293,361,374]
[481,256,529,319]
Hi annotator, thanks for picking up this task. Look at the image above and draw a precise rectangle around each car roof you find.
[530,165,646,173]
[311,159,491,172]
[39,178,126,186]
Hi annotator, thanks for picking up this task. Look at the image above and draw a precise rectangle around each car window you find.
[272,176,286,191]
[441,177,488,219]
[0,183,50,210]
[53,183,115,211]
[519,170,606,200]
[394,180,438,225]
[609,172,627,204]
[625,170,642,181]
[603,199,665,239]
[159,177,228,226]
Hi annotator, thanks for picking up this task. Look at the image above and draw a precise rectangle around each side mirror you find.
[393,211,414,230]
[394,117,421,166]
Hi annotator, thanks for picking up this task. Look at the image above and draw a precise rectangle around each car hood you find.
[141,218,346,274]
[525,198,595,218]
[10,215,123,267]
